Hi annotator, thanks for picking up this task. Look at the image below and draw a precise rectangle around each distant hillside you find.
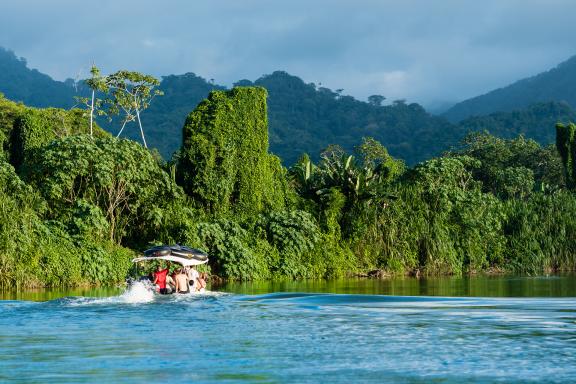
[111,71,461,165]
[0,47,76,108]
[0,49,461,165]
[458,101,576,145]
[241,71,460,164]
[444,55,576,122]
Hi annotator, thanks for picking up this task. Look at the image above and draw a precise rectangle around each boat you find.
[132,244,209,266]
[130,244,209,295]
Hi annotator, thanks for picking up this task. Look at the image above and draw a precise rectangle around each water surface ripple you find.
[1,281,576,383]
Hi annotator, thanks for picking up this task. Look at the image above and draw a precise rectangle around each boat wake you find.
[63,281,228,306]
[63,281,155,306]
[117,281,156,303]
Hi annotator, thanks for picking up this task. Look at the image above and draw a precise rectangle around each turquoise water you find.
[1,276,576,383]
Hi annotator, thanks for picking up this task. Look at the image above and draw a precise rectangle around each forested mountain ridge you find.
[0,47,76,109]
[457,101,576,145]
[238,71,460,165]
[116,71,462,165]
[443,54,576,122]
[0,47,459,165]
[2,46,575,166]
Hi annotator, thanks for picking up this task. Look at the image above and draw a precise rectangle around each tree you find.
[176,87,287,217]
[74,65,110,137]
[450,131,564,196]
[367,95,386,107]
[23,135,182,243]
[556,122,576,190]
[105,70,163,148]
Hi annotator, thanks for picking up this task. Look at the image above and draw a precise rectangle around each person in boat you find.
[196,272,207,292]
[186,266,200,290]
[166,272,176,294]
[174,268,190,294]
[153,263,170,294]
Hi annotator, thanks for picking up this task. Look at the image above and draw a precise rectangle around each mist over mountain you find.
[444,54,576,122]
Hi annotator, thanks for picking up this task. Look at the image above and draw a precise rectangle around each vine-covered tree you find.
[176,87,287,217]
[556,122,576,190]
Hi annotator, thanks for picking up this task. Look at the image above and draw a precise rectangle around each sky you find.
[1,0,576,109]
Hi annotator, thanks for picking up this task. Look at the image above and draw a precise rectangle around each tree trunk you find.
[90,90,95,137]
[134,93,147,148]
[135,107,147,148]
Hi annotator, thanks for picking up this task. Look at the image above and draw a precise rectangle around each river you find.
[1,275,575,383]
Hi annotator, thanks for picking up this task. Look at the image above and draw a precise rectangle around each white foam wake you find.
[118,281,155,303]
[64,281,229,306]
[65,281,155,306]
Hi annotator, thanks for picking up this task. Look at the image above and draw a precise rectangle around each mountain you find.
[0,47,76,108]
[458,101,576,145]
[240,71,459,164]
[443,55,576,122]
[0,48,459,165]
[114,71,460,165]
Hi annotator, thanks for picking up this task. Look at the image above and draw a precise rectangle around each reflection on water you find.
[220,274,576,297]
[3,274,576,302]
[0,286,122,302]
[0,275,575,383]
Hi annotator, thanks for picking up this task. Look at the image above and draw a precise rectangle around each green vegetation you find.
[0,155,133,288]
[5,47,576,170]
[457,101,576,145]
[1,71,576,288]
[177,87,287,217]
[240,71,460,165]
[556,122,576,190]
[0,49,460,165]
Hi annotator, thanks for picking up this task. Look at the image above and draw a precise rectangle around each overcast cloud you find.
[1,0,575,108]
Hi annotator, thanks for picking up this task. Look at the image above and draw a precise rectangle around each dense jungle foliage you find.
[1,84,576,288]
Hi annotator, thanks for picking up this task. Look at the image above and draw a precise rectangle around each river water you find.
[1,275,575,383]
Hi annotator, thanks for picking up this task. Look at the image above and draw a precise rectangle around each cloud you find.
[0,0,575,108]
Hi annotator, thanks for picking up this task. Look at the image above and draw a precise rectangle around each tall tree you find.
[74,65,109,137]
[106,71,163,148]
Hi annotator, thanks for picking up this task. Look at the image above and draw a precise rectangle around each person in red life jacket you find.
[153,263,170,294]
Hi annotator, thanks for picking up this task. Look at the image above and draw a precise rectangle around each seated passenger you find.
[174,268,190,294]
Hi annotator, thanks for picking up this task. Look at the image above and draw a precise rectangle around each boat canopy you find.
[132,245,209,266]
